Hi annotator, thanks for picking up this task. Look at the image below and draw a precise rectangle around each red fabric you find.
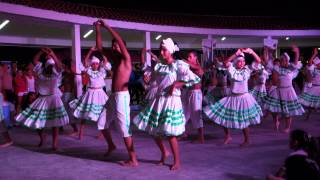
[14,75,27,94]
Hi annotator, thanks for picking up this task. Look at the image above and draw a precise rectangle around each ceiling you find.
[1,12,320,49]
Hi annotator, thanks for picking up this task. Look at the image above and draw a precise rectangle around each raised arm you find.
[33,49,44,65]
[95,22,103,52]
[44,47,62,72]
[308,48,318,66]
[292,45,300,65]
[243,48,261,63]
[224,49,242,66]
[147,49,159,62]
[99,19,131,66]
[141,48,146,66]
[84,46,97,68]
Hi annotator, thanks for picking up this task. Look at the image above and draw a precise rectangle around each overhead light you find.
[318,48,320,50]
[221,37,226,41]
[83,30,93,38]
[155,35,162,40]
[285,37,290,40]
[0,20,10,30]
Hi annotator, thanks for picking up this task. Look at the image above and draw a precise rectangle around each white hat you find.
[314,57,320,65]
[161,38,179,54]
[281,52,290,62]
[45,58,55,68]
[91,56,100,64]
[233,52,245,64]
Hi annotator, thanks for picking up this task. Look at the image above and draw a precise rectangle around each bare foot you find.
[78,132,83,141]
[38,134,46,147]
[170,163,180,171]
[282,128,290,134]
[240,141,250,147]
[119,160,139,167]
[157,150,170,165]
[0,141,13,148]
[275,121,280,131]
[68,131,78,137]
[104,145,116,157]
[96,133,104,140]
[223,137,232,145]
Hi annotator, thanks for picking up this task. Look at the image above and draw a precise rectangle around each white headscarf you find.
[45,58,55,68]
[161,38,179,54]
[314,57,320,65]
[281,52,290,62]
[91,56,100,64]
[233,52,245,64]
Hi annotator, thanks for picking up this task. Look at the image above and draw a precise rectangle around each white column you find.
[144,31,151,68]
[71,24,83,98]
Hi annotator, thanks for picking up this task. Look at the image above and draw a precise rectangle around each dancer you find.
[249,63,269,108]
[181,50,205,143]
[204,48,263,146]
[263,46,304,133]
[69,47,110,140]
[134,38,201,170]
[61,60,78,136]
[203,55,231,105]
[299,48,320,120]
[95,19,138,167]
[0,92,13,148]
[16,48,69,150]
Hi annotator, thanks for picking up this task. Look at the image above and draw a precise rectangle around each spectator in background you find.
[0,64,14,103]
[25,65,36,93]
[14,68,27,114]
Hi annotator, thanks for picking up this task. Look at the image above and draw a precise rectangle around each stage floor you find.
[1,111,320,180]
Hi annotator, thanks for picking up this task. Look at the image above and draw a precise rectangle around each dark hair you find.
[188,50,199,59]
[290,129,320,164]
[91,51,104,62]
[62,58,72,69]
[273,58,280,63]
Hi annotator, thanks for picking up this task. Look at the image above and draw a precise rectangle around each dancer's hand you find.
[243,48,254,55]
[313,48,318,56]
[168,82,177,95]
[235,49,242,56]
[90,46,98,52]
[143,74,151,83]
[292,45,299,53]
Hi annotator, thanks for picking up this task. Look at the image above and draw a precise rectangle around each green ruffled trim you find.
[20,107,68,121]
[205,101,262,122]
[300,93,320,103]
[136,107,185,127]
[264,95,303,111]
[250,89,267,98]
[71,100,104,115]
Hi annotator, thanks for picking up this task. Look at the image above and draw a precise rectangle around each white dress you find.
[134,60,201,136]
[263,63,305,116]
[250,66,269,107]
[299,65,320,108]
[16,63,69,129]
[69,63,111,122]
[203,60,231,105]
[204,63,262,129]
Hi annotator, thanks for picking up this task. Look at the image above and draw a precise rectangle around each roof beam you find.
[1,2,320,37]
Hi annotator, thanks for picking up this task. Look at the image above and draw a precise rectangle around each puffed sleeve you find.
[176,60,201,88]
[227,63,251,81]
[33,63,44,77]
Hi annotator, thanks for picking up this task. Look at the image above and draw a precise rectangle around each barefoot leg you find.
[223,128,232,145]
[240,128,250,147]
[154,136,170,165]
[168,136,180,170]
[101,129,116,156]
